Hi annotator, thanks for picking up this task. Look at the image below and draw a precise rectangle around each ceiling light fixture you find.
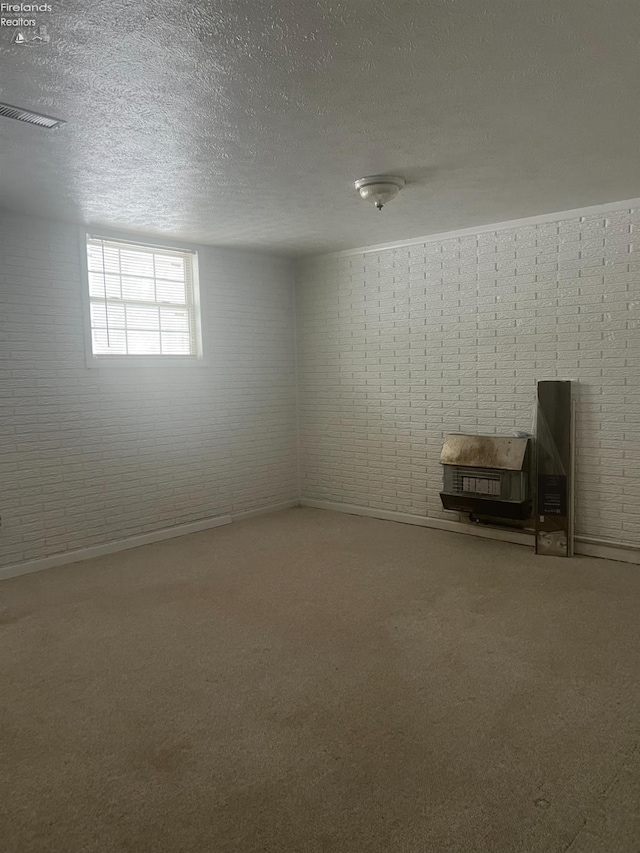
[0,102,65,129]
[354,175,405,211]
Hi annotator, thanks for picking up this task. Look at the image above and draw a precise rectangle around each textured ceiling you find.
[1,0,640,256]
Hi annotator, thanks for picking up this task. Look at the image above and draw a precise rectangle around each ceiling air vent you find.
[0,102,65,129]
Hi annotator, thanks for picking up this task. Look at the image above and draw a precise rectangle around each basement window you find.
[83,234,203,366]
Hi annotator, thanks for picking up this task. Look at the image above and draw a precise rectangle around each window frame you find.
[79,228,206,369]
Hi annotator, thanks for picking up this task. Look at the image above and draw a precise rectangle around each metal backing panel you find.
[535,380,573,557]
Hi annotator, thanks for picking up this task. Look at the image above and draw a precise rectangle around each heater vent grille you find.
[452,467,501,496]
[0,102,64,129]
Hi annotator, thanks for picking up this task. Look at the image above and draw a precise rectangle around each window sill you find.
[86,355,209,369]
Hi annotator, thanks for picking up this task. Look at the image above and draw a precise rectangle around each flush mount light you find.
[0,101,65,129]
[354,175,405,211]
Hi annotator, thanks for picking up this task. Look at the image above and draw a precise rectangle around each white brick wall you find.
[296,207,640,546]
[0,214,299,567]
[3,205,639,568]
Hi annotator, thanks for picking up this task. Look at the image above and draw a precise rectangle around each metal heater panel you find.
[440,434,529,471]
[535,380,573,556]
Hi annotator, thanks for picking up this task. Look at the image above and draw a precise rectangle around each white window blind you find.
[86,237,199,358]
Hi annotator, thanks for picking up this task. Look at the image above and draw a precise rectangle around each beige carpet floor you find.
[1,507,640,852]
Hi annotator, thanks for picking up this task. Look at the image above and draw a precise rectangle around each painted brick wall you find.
[0,213,299,567]
[295,207,640,546]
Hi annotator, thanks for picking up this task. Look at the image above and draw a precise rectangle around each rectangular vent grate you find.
[452,467,501,496]
[0,102,64,129]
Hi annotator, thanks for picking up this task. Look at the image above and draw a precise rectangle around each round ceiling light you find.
[354,175,405,211]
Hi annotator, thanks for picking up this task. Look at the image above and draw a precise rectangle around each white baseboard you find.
[0,499,301,582]
[300,498,532,544]
[3,497,638,581]
[573,539,640,565]
[230,499,300,522]
[300,499,640,565]
[0,515,233,581]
